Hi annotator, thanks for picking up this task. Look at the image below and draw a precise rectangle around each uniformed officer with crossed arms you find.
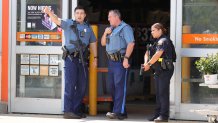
[101,9,135,120]
[43,6,97,119]
[143,23,174,122]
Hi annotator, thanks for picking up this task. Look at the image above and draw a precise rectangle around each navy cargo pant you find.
[108,60,128,114]
[154,66,174,119]
[63,57,88,114]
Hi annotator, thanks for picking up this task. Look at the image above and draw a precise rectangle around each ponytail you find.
[152,23,167,35]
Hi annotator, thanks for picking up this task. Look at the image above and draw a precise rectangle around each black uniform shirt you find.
[155,35,173,60]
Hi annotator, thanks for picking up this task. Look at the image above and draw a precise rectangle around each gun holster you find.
[161,59,167,70]
[61,46,68,60]
[165,59,173,70]
[161,59,173,70]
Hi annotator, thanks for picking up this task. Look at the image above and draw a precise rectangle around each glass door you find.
[175,0,218,120]
[10,0,69,114]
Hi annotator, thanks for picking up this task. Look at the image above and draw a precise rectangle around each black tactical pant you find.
[153,66,174,119]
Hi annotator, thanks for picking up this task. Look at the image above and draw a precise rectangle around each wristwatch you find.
[124,56,129,59]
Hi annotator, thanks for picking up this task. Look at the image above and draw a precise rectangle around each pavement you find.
[0,103,207,123]
[0,113,207,123]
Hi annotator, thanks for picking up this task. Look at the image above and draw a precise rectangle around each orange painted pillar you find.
[1,0,9,102]
[89,25,98,115]
[181,25,191,103]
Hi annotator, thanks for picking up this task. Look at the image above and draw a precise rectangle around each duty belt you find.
[70,51,80,58]
[106,52,124,62]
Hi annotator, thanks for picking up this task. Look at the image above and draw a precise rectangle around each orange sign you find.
[183,34,218,44]
[16,32,62,42]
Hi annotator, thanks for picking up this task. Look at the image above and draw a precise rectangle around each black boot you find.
[148,115,159,121]
[117,113,128,120]
[106,112,117,119]
[63,112,81,119]
[154,116,168,122]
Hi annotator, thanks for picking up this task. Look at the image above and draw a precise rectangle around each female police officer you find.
[101,10,135,120]
[42,6,97,119]
[143,23,174,122]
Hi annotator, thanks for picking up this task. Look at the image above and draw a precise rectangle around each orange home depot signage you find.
[183,34,218,44]
[16,32,62,42]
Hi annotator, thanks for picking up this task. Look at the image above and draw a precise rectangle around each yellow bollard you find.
[89,25,98,115]
[181,25,191,103]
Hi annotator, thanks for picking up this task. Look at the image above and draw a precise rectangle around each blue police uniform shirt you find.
[156,35,173,59]
[106,21,134,54]
[60,19,96,53]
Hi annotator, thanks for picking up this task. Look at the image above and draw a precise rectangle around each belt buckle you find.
[111,54,115,61]
[113,53,118,61]
[74,52,78,57]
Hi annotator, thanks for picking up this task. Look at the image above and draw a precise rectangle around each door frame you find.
[173,0,218,120]
[8,0,71,114]
[169,0,177,119]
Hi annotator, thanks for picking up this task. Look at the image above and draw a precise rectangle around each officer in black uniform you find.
[143,23,174,122]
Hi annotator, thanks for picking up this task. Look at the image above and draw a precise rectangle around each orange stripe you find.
[17,32,62,42]
[97,68,108,72]
[183,34,218,44]
[2,0,9,101]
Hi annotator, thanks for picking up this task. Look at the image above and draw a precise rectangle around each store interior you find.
[78,0,170,114]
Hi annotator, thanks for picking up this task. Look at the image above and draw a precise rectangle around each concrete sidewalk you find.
[0,113,207,123]
[0,103,207,123]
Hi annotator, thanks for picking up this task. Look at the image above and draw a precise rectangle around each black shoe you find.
[63,112,81,119]
[78,113,87,118]
[106,112,117,119]
[106,112,127,120]
[148,116,159,121]
[154,116,168,122]
[117,113,128,120]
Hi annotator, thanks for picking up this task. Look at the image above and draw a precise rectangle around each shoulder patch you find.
[158,40,164,45]
[158,38,167,45]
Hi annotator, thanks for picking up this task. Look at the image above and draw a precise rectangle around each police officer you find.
[101,9,135,120]
[143,23,174,122]
[43,6,97,119]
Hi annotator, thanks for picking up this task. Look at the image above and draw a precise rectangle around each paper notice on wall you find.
[20,65,29,75]
[21,54,30,64]
[40,66,49,76]
[30,65,39,75]
[49,66,58,76]
[49,55,59,65]
[30,54,39,64]
[40,55,49,65]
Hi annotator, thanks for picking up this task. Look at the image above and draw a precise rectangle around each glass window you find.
[181,57,218,104]
[182,0,218,48]
[16,0,62,46]
[15,0,63,99]
[16,54,62,98]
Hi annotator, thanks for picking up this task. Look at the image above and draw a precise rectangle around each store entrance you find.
[9,0,69,114]
[79,0,170,114]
